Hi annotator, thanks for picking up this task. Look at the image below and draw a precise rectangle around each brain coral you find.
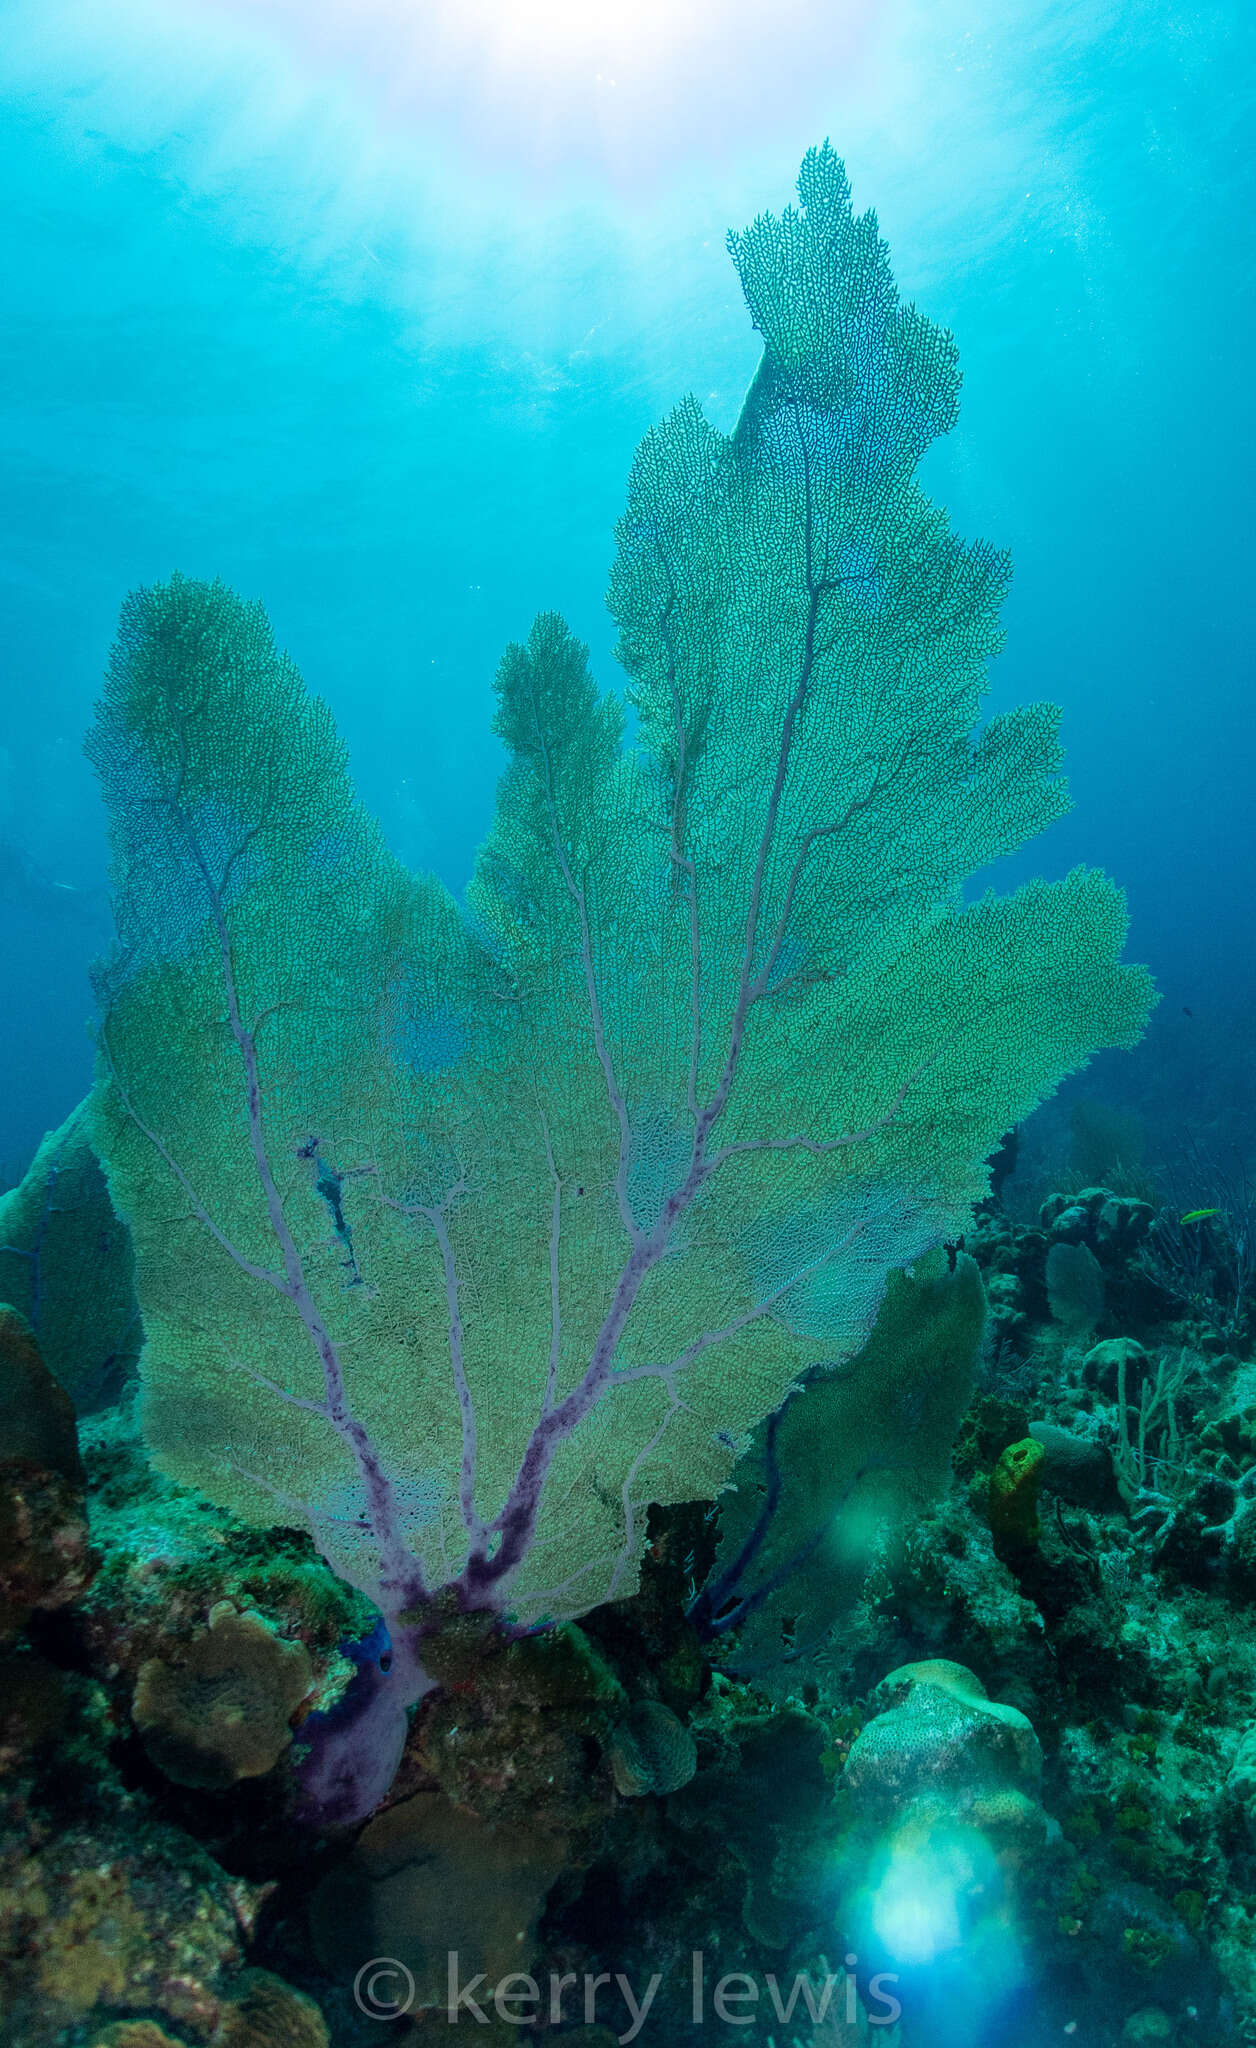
[608,1699,698,1797]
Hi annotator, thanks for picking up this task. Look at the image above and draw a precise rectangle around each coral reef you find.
[670,1695,833,1947]
[0,1306,96,1639]
[1,1148,1256,2045]
[0,1725,324,2047]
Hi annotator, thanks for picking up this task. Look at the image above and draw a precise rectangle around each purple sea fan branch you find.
[656,592,705,1125]
[459,436,924,1603]
[605,1376,686,1604]
[466,465,850,1604]
[522,666,641,1248]
[98,1033,288,1293]
[610,1213,877,1389]
[206,892,420,1610]
[100,720,428,1634]
[160,840,441,1822]
[539,1109,565,1417]
[371,1173,484,1544]
[414,1194,484,1546]
[707,1066,925,1169]
[229,1359,331,1418]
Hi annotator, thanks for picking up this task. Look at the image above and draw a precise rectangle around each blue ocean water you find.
[1,0,1251,1179]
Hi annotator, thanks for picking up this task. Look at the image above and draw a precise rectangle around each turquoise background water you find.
[1,0,1251,1174]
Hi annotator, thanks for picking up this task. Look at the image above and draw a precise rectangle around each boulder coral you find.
[843,1658,1044,1850]
[309,1788,568,2013]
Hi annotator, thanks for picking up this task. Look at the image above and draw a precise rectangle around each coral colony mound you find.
[7,148,1250,2048]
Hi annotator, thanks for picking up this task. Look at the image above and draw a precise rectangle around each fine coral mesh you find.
[86,149,1154,1631]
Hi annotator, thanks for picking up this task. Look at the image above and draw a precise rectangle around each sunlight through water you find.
[187,0,881,185]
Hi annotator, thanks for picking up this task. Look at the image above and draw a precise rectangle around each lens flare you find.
[870,1838,970,1965]
[852,1822,1030,2045]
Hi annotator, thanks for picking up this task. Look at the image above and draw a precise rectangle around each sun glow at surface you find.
[204,0,878,186]
[436,0,706,65]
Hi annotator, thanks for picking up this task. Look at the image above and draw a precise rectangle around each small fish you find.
[1180,1208,1221,1225]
